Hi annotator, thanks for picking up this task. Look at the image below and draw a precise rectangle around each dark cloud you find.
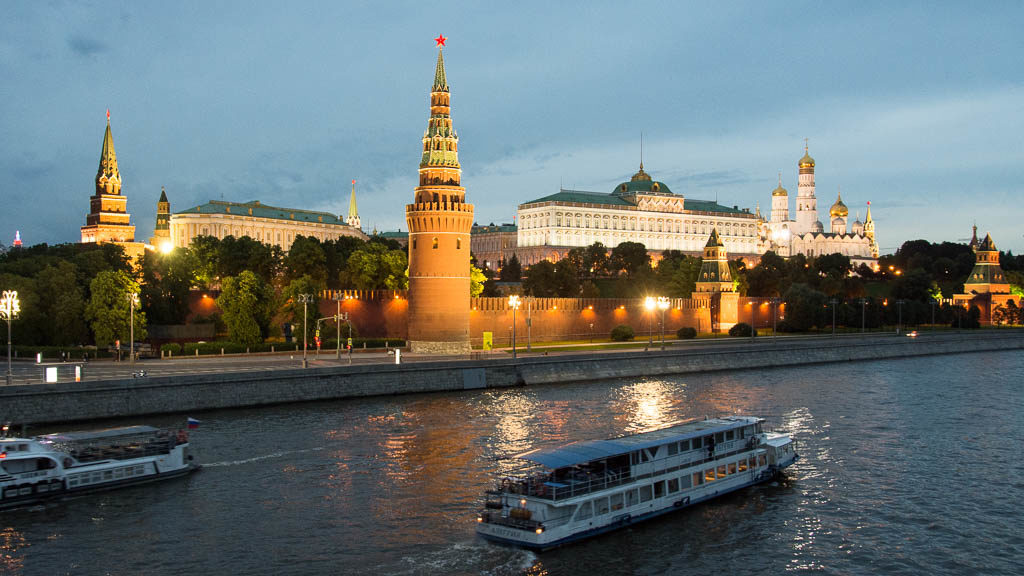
[67,35,108,57]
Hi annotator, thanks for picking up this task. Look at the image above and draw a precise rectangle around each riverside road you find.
[0,330,967,385]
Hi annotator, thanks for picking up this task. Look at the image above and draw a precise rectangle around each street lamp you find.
[896,299,905,335]
[930,299,937,330]
[128,292,139,367]
[299,293,314,368]
[1,291,20,386]
[509,295,521,359]
[750,299,757,341]
[657,296,670,350]
[644,296,656,351]
[829,298,838,337]
[772,297,778,340]
[860,298,867,334]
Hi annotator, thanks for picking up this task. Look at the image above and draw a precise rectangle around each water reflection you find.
[1,526,27,574]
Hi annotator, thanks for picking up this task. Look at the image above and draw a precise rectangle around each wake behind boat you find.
[476,416,797,550]
[1,424,199,510]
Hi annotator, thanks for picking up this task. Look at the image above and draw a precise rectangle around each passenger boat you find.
[0,424,199,510]
[476,416,797,550]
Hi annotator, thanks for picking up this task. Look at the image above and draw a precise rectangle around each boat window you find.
[680,440,690,451]
[725,430,734,441]
[654,481,665,499]
[667,443,678,456]
[631,452,638,465]
[738,459,748,472]
[717,465,727,477]
[715,432,724,444]
[728,462,737,475]
[574,501,593,520]
[639,485,653,502]
[759,454,767,467]
[681,474,692,489]
[610,493,624,511]
[625,489,639,507]
[693,472,704,486]
[691,437,701,450]
[756,423,763,434]
[595,497,610,515]
[640,450,650,463]
[749,456,757,469]
[738,427,745,439]
[704,435,713,448]
[705,469,716,483]
[668,478,680,493]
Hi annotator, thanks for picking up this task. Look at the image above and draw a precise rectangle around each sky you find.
[2,1,1023,254]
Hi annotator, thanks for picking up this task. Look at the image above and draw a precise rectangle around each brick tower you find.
[405,35,474,354]
[81,111,136,245]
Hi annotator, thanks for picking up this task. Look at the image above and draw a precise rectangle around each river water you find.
[2,350,1022,575]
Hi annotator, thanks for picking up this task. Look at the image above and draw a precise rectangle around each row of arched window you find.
[518,210,758,237]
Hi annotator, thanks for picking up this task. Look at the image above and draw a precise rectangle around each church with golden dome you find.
[758,143,878,266]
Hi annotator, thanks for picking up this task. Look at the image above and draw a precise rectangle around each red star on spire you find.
[434,34,447,47]
[352,179,356,185]
[106,108,110,121]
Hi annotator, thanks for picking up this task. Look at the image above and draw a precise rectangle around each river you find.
[2,349,1021,575]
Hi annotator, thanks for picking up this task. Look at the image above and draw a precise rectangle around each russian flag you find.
[187,417,201,430]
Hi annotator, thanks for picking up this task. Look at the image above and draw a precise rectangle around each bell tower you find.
[405,35,474,354]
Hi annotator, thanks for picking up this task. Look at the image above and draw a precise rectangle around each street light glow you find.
[159,241,173,254]
[508,295,521,309]
[644,296,656,311]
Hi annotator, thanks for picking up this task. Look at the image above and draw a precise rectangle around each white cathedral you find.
[758,144,878,266]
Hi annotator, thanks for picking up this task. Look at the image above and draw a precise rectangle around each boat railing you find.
[56,432,181,464]
[502,465,634,501]
[479,510,542,531]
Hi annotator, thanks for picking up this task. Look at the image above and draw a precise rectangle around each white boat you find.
[476,416,798,550]
[1,424,199,510]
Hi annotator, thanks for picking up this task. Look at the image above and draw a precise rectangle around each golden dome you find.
[772,174,788,196]
[798,140,815,168]
[830,190,848,218]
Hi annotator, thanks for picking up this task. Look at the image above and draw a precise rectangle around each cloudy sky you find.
[3,1,1022,253]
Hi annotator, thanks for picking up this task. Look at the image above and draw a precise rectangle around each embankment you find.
[2,331,1021,425]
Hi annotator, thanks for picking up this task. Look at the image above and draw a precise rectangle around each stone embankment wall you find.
[2,332,1021,425]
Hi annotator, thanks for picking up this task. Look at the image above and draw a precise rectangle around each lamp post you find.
[772,297,778,340]
[1,291,20,386]
[751,298,758,341]
[930,299,937,330]
[127,292,139,367]
[830,298,838,337]
[299,294,313,368]
[860,298,867,334]
[332,293,343,359]
[657,296,670,350]
[526,297,532,352]
[589,323,594,344]
[644,296,656,351]
[509,295,521,359]
[896,299,905,335]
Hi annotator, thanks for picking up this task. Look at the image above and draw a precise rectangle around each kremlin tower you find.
[405,35,474,354]
[347,180,361,230]
[81,111,142,257]
[794,141,819,234]
[149,186,171,251]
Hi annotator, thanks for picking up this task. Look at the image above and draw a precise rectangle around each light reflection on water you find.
[1,350,1021,575]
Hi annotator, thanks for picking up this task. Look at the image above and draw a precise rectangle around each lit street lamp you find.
[644,296,656,351]
[298,294,314,368]
[509,295,521,359]
[128,292,139,367]
[657,297,670,350]
[1,291,20,386]
[771,297,778,340]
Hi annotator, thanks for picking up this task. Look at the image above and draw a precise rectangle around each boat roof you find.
[516,417,760,469]
[38,426,161,443]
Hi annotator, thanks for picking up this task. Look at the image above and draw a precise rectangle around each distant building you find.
[80,112,144,259]
[692,228,739,332]
[515,164,760,266]
[169,198,367,250]
[149,187,172,252]
[758,144,878,265]
[470,223,517,271]
[379,230,409,247]
[955,231,1018,324]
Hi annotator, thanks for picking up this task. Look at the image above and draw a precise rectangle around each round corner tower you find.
[405,37,474,354]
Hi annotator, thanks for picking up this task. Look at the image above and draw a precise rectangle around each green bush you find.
[775,319,800,333]
[729,323,756,337]
[160,343,182,355]
[676,326,697,339]
[610,325,635,341]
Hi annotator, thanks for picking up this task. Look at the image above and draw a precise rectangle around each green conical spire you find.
[158,186,168,203]
[705,227,723,247]
[433,47,448,92]
[95,111,122,195]
[348,181,358,220]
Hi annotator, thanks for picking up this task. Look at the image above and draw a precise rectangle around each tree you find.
[499,254,522,282]
[470,265,486,297]
[284,236,328,285]
[281,275,324,346]
[85,270,147,348]
[523,260,558,297]
[343,243,408,290]
[658,254,702,297]
[815,253,852,281]
[584,242,610,277]
[891,268,939,302]
[554,260,582,296]
[609,242,650,277]
[36,262,88,345]
[782,283,827,331]
[141,248,196,325]
[217,271,274,346]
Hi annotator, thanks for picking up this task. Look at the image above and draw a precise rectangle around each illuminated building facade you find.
[470,224,517,271]
[759,144,878,265]
[692,228,738,331]
[405,36,474,354]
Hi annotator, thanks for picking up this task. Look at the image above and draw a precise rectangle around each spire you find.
[96,111,122,195]
[433,46,448,92]
[159,186,168,203]
[347,179,361,229]
[705,227,723,247]
[865,201,873,222]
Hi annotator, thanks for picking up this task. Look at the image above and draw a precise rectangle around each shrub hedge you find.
[610,325,635,341]
[676,326,697,339]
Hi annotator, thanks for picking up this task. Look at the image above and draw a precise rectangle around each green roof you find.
[176,200,347,225]
[380,231,409,239]
[472,224,517,234]
[613,178,673,195]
